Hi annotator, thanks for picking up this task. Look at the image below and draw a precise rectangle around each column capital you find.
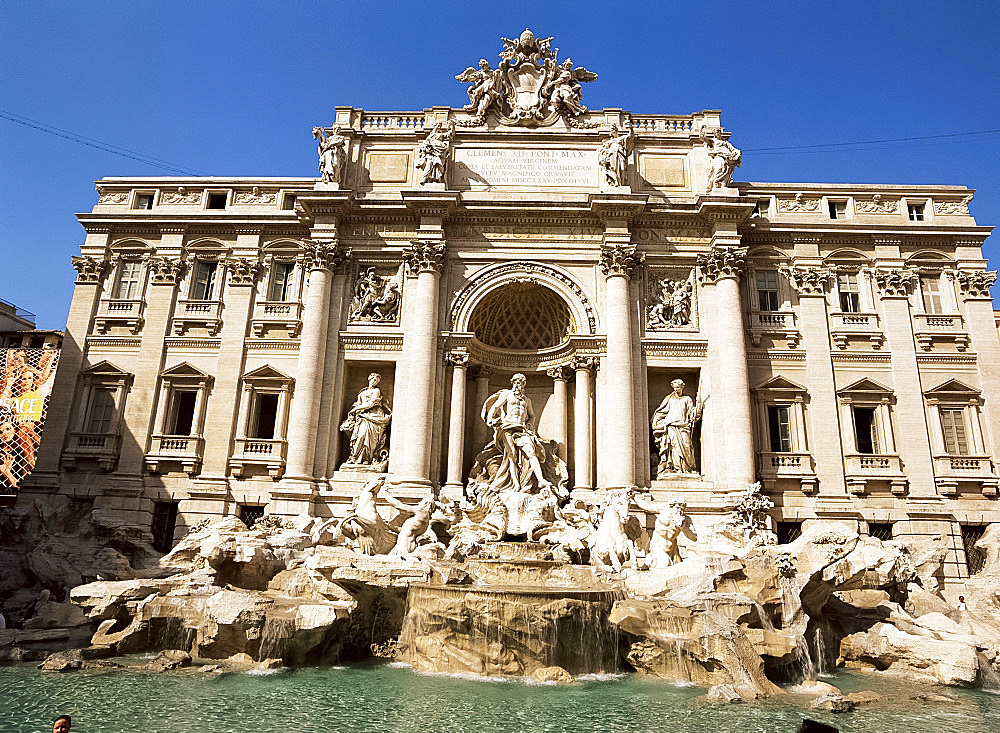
[469,364,494,381]
[224,257,262,286]
[572,355,599,371]
[546,364,573,381]
[779,265,832,296]
[445,351,470,368]
[947,269,997,300]
[71,255,109,283]
[404,241,446,274]
[599,243,643,279]
[697,246,746,283]
[302,239,350,273]
[148,257,185,285]
[869,267,917,298]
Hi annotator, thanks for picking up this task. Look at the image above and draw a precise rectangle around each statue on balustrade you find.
[339,373,392,469]
[415,121,455,185]
[598,124,634,188]
[704,127,741,192]
[312,125,348,186]
[651,379,704,476]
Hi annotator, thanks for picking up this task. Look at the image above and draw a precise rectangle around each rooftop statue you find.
[703,126,742,193]
[415,121,455,185]
[598,124,635,188]
[455,28,597,127]
[312,124,348,186]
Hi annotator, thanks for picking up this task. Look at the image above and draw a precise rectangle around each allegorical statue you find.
[704,127,741,192]
[598,124,635,188]
[312,125,348,186]
[455,59,507,121]
[340,373,392,468]
[651,379,704,475]
[415,121,455,185]
[632,494,698,568]
[542,58,597,117]
[479,373,553,494]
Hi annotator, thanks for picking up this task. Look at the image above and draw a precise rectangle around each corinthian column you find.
[443,351,469,498]
[697,243,754,489]
[283,240,348,485]
[572,356,596,491]
[395,238,446,489]
[546,365,572,461]
[600,243,643,489]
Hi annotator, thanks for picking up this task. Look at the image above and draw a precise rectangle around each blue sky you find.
[2,0,997,328]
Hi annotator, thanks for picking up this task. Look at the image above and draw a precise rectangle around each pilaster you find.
[444,351,469,498]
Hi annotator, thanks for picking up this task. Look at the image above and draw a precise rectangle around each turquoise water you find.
[1,662,998,733]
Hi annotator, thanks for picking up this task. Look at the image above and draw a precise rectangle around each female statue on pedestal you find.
[651,379,703,476]
[340,373,392,468]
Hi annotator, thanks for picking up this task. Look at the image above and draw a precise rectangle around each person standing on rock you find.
[957,595,967,612]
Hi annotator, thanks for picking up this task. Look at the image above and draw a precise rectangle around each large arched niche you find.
[470,282,572,350]
[450,261,597,339]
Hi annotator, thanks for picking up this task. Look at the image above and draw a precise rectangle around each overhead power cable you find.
[0,109,208,175]
[744,129,1000,153]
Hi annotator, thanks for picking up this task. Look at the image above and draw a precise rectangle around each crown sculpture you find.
[455,28,598,127]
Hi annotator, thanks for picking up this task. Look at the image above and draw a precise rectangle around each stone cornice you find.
[588,193,648,224]
[401,189,461,219]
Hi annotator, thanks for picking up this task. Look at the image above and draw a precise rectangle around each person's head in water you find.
[52,715,71,733]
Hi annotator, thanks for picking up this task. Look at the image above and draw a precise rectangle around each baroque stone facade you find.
[21,30,999,586]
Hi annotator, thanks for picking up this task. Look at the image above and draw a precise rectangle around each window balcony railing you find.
[229,437,287,478]
[145,434,204,474]
[758,452,817,492]
[749,310,800,347]
[250,300,303,337]
[61,432,121,471]
[171,300,222,336]
[830,312,884,349]
[913,313,969,351]
[93,298,145,335]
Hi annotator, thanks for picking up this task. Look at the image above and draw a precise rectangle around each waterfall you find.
[259,616,296,662]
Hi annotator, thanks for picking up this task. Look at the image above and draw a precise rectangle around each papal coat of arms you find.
[455,28,598,127]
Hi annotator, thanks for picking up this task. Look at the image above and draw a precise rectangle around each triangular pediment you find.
[161,362,211,379]
[81,360,130,377]
[242,364,292,382]
[837,377,892,396]
[925,379,980,397]
[754,375,807,393]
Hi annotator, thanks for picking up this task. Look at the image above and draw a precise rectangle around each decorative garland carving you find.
[948,270,997,300]
[870,268,917,298]
[854,194,898,214]
[160,188,201,205]
[96,190,129,204]
[933,195,973,215]
[780,265,832,295]
[225,258,262,286]
[697,246,746,283]
[599,244,643,278]
[449,261,597,334]
[148,258,185,285]
[777,193,821,212]
[71,256,108,283]
[233,187,277,205]
[403,241,446,274]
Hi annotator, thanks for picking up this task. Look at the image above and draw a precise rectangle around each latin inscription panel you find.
[452,148,597,189]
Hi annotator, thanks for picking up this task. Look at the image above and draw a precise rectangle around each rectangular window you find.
[837,273,861,313]
[940,408,969,455]
[908,203,925,221]
[868,522,894,541]
[268,262,295,302]
[151,501,179,553]
[86,388,116,433]
[776,521,802,545]
[206,192,228,210]
[250,393,280,439]
[828,200,847,220]
[191,261,217,300]
[133,193,154,210]
[962,524,987,576]
[281,193,297,211]
[755,270,779,312]
[853,406,879,454]
[114,260,143,299]
[238,504,265,529]
[168,390,198,436]
[767,405,792,452]
[920,275,943,313]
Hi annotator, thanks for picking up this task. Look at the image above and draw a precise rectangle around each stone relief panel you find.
[645,269,696,331]
[159,188,201,205]
[96,189,129,204]
[233,187,277,205]
[777,193,821,213]
[933,195,973,215]
[349,266,402,324]
[854,194,899,214]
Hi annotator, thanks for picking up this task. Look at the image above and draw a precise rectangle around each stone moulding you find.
[449,260,597,334]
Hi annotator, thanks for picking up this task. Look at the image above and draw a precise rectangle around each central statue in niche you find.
[462,373,568,539]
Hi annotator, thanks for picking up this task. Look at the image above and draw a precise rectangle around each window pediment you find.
[81,360,131,378]
[925,379,980,399]
[242,364,293,386]
[753,375,808,395]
